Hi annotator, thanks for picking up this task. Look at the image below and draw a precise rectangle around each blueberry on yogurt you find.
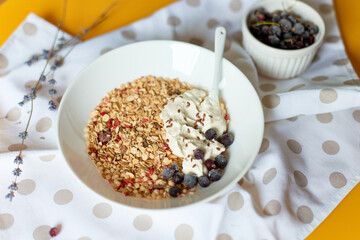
[209,169,221,182]
[214,155,228,169]
[184,174,198,188]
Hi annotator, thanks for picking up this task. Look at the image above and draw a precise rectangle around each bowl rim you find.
[56,39,264,211]
[241,0,326,55]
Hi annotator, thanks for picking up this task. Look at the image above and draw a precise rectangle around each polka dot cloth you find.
[0,0,359,239]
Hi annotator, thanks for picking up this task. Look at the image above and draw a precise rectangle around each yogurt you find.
[160,89,227,176]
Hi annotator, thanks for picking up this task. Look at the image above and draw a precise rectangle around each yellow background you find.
[0,0,359,238]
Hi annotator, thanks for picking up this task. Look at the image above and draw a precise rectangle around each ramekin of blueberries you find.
[162,130,234,198]
[242,0,325,79]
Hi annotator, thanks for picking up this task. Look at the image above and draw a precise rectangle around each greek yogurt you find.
[160,89,227,177]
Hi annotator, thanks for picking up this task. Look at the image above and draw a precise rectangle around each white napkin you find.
[1,0,359,239]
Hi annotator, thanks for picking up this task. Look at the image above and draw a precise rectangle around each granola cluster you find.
[85,76,194,199]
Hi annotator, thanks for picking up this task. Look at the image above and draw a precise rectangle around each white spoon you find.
[211,26,226,104]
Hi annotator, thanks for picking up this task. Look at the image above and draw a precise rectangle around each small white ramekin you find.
[242,0,325,79]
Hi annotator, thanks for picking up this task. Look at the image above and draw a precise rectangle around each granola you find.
[85,76,194,199]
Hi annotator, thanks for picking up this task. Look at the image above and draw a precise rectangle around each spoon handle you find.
[212,26,227,93]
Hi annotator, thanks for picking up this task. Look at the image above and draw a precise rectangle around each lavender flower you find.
[48,79,56,85]
[23,95,30,101]
[18,131,28,139]
[25,60,32,66]
[49,104,57,111]
[12,168,22,176]
[18,101,24,107]
[48,89,57,95]
[54,60,62,67]
[8,183,18,191]
[14,156,23,164]
[5,192,14,201]
[31,55,39,62]
[29,88,36,99]
[40,75,46,82]
[50,65,57,71]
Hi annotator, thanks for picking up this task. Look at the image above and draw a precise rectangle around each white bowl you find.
[57,40,264,210]
[242,0,325,79]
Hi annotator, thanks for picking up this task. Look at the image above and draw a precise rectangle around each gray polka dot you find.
[78,237,92,240]
[25,80,43,91]
[33,225,51,240]
[5,107,21,121]
[57,96,62,104]
[207,19,219,29]
[216,233,233,240]
[289,84,305,91]
[0,53,9,69]
[189,37,204,46]
[227,191,244,211]
[263,200,281,216]
[287,139,302,154]
[54,189,73,205]
[23,22,38,35]
[330,172,347,188]
[259,138,269,154]
[231,31,242,44]
[0,213,14,230]
[333,59,349,66]
[316,113,333,123]
[133,214,153,231]
[100,48,113,55]
[8,143,27,151]
[229,0,242,12]
[224,38,232,52]
[353,110,360,123]
[93,203,112,219]
[297,206,314,224]
[322,140,340,155]
[312,76,328,81]
[343,79,360,86]
[174,224,193,240]
[262,94,280,108]
[18,179,36,195]
[319,3,333,14]
[325,35,340,43]
[186,0,200,7]
[36,117,52,132]
[167,16,181,27]
[319,88,338,104]
[294,171,308,187]
[121,30,136,40]
[287,116,298,122]
[39,154,56,162]
[260,83,276,92]
[263,168,277,185]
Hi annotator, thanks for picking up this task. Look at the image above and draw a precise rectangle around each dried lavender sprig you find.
[6,0,118,202]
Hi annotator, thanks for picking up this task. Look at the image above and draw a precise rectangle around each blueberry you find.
[269,25,281,37]
[272,14,281,23]
[194,148,205,159]
[283,32,293,39]
[279,19,292,32]
[287,15,297,25]
[209,169,222,182]
[184,174,198,188]
[280,11,288,18]
[308,25,319,35]
[205,128,217,140]
[204,159,216,171]
[302,31,310,39]
[293,23,305,35]
[171,163,179,171]
[269,35,280,45]
[220,133,234,147]
[214,155,228,169]
[169,186,181,198]
[162,167,175,179]
[295,41,304,49]
[199,175,211,188]
[172,172,184,184]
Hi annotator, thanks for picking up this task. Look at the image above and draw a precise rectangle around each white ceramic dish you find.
[57,40,264,210]
[242,0,325,79]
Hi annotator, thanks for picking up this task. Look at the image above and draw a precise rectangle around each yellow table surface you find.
[0,0,359,238]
